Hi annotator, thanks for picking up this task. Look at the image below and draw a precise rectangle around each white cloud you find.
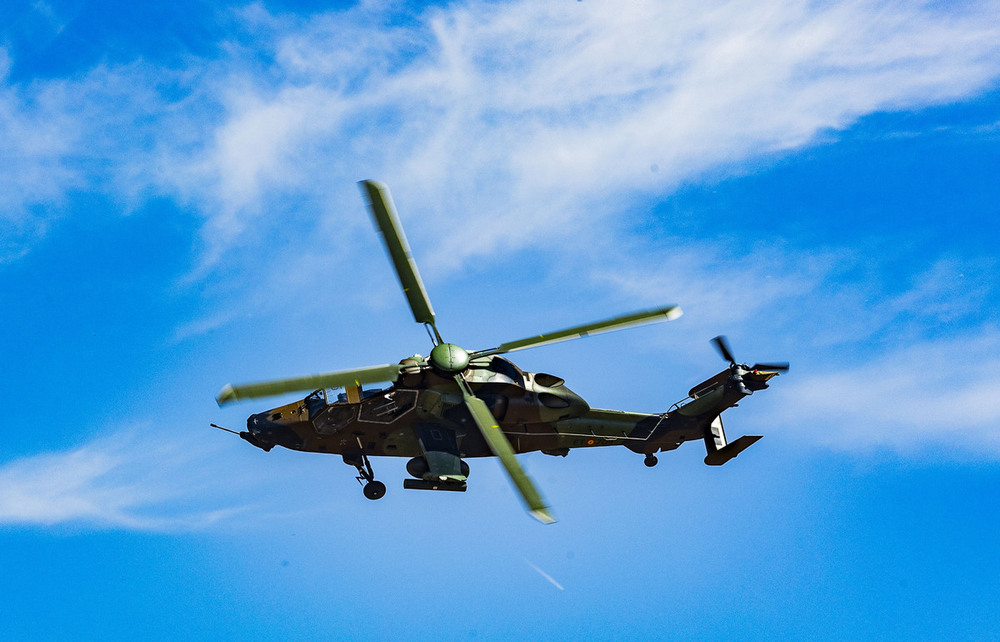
[0,61,176,261]
[772,328,1000,456]
[136,0,1000,328]
[573,234,1000,457]
[5,0,1000,270]
[0,431,247,530]
[0,80,82,260]
[589,237,834,336]
[277,0,1000,267]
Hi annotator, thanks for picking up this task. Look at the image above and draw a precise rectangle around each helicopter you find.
[214,181,788,524]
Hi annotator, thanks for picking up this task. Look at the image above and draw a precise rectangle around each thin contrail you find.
[526,560,565,591]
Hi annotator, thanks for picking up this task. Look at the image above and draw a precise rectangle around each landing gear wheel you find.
[347,449,385,500]
[644,454,658,467]
[363,480,386,500]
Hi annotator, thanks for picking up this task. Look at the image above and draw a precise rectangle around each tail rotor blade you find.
[455,375,555,524]
[360,180,437,328]
[711,335,736,365]
[751,362,789,373]
[216,363,403,406]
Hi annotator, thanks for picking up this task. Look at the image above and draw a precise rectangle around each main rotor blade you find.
[711,335,736,365]
[456,375,555,524]
[472,304,682,357]
[216,364,402,406]
[360,180,436,327]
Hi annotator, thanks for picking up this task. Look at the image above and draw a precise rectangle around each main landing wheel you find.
[644,454,658,468]
[363,480,387,500]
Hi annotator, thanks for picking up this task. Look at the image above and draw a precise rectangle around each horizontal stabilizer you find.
[704,434,762,466]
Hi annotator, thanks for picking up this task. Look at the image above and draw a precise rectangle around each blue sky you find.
[2,0,999,638]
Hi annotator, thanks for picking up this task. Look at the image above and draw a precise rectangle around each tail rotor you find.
[711,335,788,373]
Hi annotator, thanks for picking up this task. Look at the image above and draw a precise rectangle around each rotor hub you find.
[430,343,470,373]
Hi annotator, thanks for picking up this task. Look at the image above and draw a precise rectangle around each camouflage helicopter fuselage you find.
[217,180,786,522]
[238,353,777,471]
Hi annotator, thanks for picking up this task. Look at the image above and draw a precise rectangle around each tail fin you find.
[703,415,761,466]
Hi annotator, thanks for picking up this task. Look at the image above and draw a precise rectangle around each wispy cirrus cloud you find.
[178,0,1000,271]
[585,236,1000,456]
[0,59,178,261]
[771,328,1000,456]
[0,431,247,530]
[3,0,1000,269]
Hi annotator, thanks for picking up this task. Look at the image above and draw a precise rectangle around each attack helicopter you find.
[214,181,788,523]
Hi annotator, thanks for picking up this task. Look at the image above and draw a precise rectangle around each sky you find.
[2,0,999,638]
